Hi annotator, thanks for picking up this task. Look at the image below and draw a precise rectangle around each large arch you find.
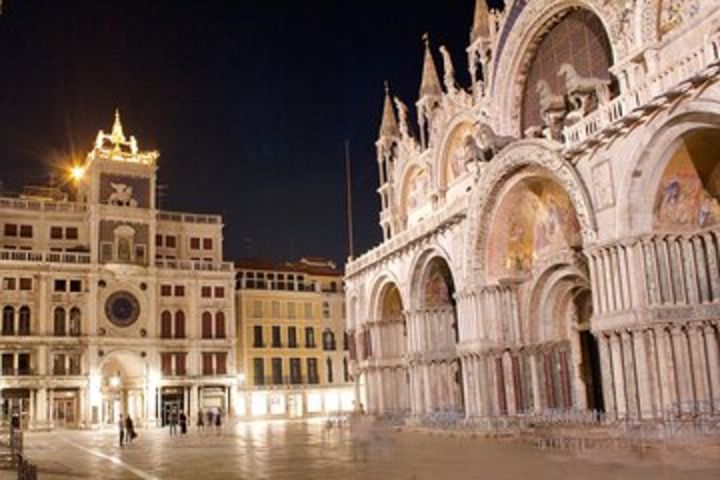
[491,0,623,136]
[465,139,597,286]
[618,101,720,236]
[98,350,148,426]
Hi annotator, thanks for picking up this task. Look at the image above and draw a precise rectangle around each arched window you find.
[201,311,213,339]
[323,329,336,351]
[160,310,172,338]
[2,306,14,335]
[18,306,31,336]
[215,311,225,339]
[174,310,186,339]
[326,357,333,383]
[69,307,81,336]
[53,307,66,336]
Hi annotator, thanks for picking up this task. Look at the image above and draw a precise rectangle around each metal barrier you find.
[5,428,37,480]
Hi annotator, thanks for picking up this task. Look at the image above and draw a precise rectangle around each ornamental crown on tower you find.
[90,110,159,166]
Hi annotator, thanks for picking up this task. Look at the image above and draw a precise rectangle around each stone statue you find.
[558,63,611,116]
[108,183,138,208]
[393,96,410,139]
[536,80,567,141]
[439,45,457,93]
[475,123,515,162]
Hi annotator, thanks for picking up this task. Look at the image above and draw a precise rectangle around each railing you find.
[155,259,234,272]
[0,369,37,376]
[252,376,318,387]
[564,34,720,152]
[0,196,86,213]
[158,211,222,225]
[0,249,90,265]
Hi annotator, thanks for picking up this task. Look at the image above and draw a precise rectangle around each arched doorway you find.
[99,351,147,426]
[410,255,464,415]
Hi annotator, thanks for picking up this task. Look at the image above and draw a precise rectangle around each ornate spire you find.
[379,81,399,138]
[419,33,442,98]
[111,108,126,145]
[471,0,490,42]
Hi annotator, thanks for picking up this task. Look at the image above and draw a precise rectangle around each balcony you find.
[0,196,87,214]
[0,249,91,265]
[157,211,222,225]
[155,258,234,272]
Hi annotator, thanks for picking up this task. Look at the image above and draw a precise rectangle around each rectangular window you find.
[17,352,30,375]
[214,286,224,298]
[326,358,333,383]
[19,278,32,291]
[160,285,172,297]
[54,279,67,292]
[343,358,350,382]
[4,224,17,237]
[2,278,15,290]
[190,237,200,250]
[69,354,81,375]
[176,353,187,376]
[69,280,82,293]
[165,236,177,248]
[216,352,227,375]
[50,226,63,239]
[161,353,172,376]
[253,325,264,348]
[65,227,79,240]
[287,302,295,319]
[174,285,185,297]
[272,358,282,385]
[19,225,32,238]
[271,301,280,318]
[290,358,301,384]
[288,326,297,348]
[202,352,213,375]
[304,302,312,319]
[305,327,316,348]
[307,358,318,384]
[100,242,113,262]
[135,244,146,263]
[1,353,13,375]
[203,238,213,250]
[253,358,265,385]
[271,326,281,348]
[53,354,66,375]
[155,234,163,247]
[201,286,212,298]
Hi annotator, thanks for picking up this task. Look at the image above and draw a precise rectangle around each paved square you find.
[8,420,720,479]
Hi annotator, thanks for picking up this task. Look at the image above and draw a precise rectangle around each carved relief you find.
[107,183,138,208]
[660,0,701,36]
[592,160,615,210]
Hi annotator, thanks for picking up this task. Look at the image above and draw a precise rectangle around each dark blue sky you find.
[0,0,501,265]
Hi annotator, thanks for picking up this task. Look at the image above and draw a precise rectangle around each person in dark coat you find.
[179,412,187,435]
[197,410,205,433]
[118,414,125,447]
[206,409,214,429]
[169,408,178,436]
[214,408,222,434]
[125,415,136,444]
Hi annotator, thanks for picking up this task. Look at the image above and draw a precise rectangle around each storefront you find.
[1,388,30,429]
[51,388,79,428]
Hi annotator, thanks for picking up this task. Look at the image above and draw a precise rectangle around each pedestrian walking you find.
[169,408,178,436]
[125,415,137,444]
[206,409,214,430]
[197,410,205,433]
[180,411,187,435]
[214,408,222,434]
[118,414,125,447]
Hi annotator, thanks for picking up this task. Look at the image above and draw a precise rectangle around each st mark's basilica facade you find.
[345,0,720,426]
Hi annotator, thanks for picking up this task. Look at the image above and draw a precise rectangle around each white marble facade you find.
[345,0,720,426]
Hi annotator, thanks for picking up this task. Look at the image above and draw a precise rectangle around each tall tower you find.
[416,34,442,150]
[78,110,159,266]
[376,83,400,241]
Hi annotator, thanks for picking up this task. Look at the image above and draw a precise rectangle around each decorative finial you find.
[384,80,390,96]
[111,108,126,145]
[422,32,430,49]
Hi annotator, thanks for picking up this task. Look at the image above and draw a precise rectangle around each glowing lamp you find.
[109,375,121,388]
[70,165,85,181]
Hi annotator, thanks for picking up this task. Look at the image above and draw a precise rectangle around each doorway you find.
[579,329,604,412]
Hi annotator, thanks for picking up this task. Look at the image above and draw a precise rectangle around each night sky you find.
[0,0,502,266]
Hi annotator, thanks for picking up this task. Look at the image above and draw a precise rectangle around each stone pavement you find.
[3,419,720,479]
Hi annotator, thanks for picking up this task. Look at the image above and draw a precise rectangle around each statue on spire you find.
[393,96,410,140]
[439,45,457,94]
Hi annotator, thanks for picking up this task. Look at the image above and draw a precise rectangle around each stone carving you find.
[558,63,611,118]
[393,97,411,140]
[535,80,567,141]
[439,45,458,94]
[592,161,615,210]
[475,123,516,162]
[660,0,700,36]
[108,183,138,208]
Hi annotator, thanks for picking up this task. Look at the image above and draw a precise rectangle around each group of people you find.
[117,414,137,447]
[167,407,224,435]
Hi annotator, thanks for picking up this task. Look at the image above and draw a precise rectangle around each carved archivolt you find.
[465,139,597,285]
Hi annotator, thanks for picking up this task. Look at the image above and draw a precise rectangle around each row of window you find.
[2,277,33,291]
[159,310,226,339]
[52,352,82,375]
[49,226,79,240]
[251,300,315,319]
[3,224,80,240]
[3,224,33,238]
[253,325,314,349]
[0,352,32,375]
[237,270,317,292]
[160,284,225,298]
[155,235,214,251]
[253,357,319,386]
[54,279,83,293]
[160,351,227,376]
[1,306,82,337]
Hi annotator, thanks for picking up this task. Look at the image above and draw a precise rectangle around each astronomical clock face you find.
[105,291,140,327]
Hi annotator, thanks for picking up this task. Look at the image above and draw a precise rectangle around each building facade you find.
[235,258,353,418]
[346,0,720,425]
[0,113,236,429]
